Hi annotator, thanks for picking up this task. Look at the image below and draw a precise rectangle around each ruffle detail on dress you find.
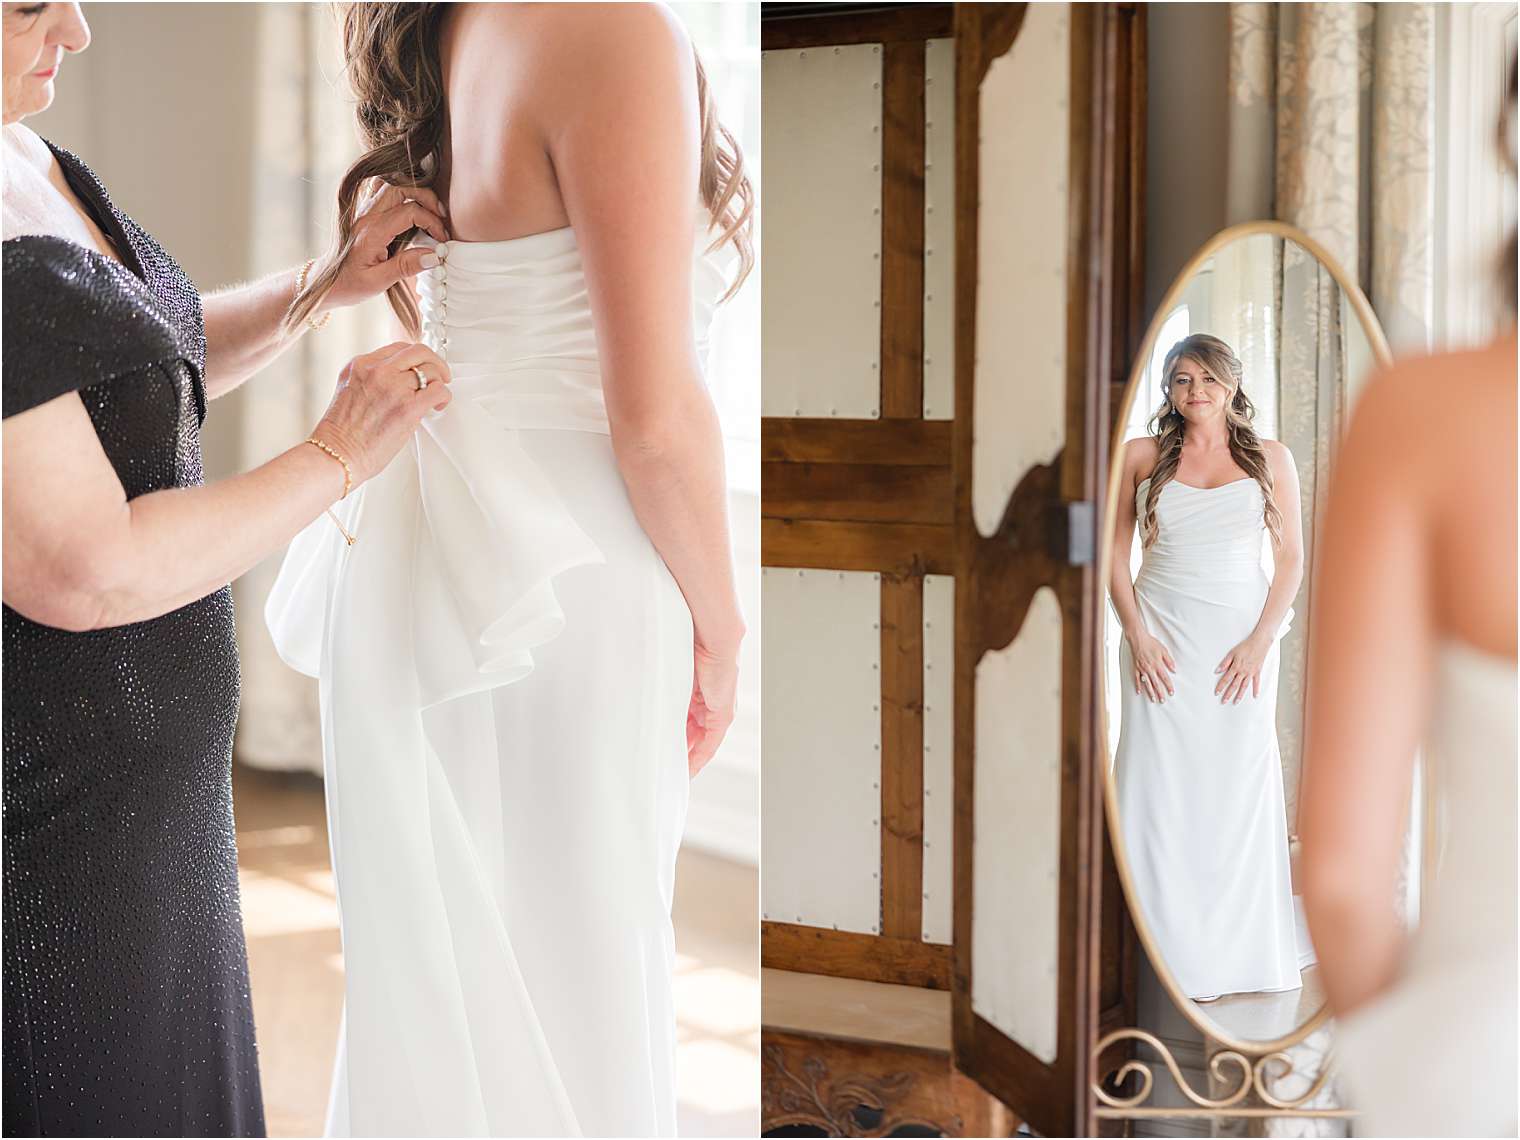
[1273,604,1295,644]
[264,393,604,711]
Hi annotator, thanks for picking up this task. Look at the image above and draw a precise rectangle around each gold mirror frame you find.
[1096,220,1394,1068]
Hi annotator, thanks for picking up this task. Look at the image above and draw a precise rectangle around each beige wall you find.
[31,3,264,479]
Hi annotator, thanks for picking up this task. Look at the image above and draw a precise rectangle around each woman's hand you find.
[1215,633,1271,704]
[311,342,452,486]
[687,638,738,778]
[1127,628,1177,704]
[317,182,450,310]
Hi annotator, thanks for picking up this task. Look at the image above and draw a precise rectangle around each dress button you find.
[434,240,449,261]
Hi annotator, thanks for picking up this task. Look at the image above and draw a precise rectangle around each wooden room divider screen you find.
[760,4,1145,1135]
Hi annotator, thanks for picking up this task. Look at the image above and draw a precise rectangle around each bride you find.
[1109,333,1305,1002]
[267,4,753,1135]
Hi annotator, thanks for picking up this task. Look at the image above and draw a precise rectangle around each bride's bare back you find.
[435,3,695,244]
[1320,332,1518,663]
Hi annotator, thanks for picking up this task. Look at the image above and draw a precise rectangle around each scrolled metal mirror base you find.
[1092,219,1394,1125]
[1089,1029,1354,1121]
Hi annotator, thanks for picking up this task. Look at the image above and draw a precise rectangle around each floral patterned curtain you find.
[233,7,394,774]
[1227,2,1434,839]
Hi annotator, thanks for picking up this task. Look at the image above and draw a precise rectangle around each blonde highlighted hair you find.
[285,3,755,337]
[1139,333,1283,549]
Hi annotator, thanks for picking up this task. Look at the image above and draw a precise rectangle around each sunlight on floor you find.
[233,765,758,1138]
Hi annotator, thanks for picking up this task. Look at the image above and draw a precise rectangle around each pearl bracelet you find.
[306,437,356,546]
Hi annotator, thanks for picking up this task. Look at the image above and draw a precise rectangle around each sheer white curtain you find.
[234,6,392,774]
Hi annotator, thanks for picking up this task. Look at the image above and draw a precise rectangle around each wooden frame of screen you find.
[760,1,958,990]
[947,5,1146,1137]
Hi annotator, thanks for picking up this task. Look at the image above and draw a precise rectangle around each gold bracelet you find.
[305,436,357,546]
[295,258,334,331]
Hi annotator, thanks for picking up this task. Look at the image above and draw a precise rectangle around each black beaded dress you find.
[2,142,265,1137]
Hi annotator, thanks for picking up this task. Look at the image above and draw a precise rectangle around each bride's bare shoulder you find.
[1350,337,1516,450]
[1121,436,1160,482]
[482,3,691,69]
[1339,333,1517,528]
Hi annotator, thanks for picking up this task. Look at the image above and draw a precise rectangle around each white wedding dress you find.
[267,214,733,1136]
[1333,641,1517,1137]
[1114,476,1304,1000]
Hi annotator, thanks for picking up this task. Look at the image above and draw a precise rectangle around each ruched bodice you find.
[1136,476,1269,581]
[414,215,733,434]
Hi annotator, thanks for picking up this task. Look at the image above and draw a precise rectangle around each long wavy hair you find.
[285,3,756,337]
[1139,333,1283,549]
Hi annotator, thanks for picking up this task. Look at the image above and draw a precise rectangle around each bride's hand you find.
[1127,628,1177,704]
[318,181,451,309]
[687,639,738,779]
[1216,634,1269,704]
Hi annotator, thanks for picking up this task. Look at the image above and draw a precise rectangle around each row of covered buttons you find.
[427,241,450,356]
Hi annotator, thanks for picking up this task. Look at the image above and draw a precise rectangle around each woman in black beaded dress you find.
[1,5,457,1135]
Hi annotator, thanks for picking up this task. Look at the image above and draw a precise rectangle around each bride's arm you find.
[1299,369,1432,1016]
[1108,441,1149,640]
[1110,440,1175,703]
[545,4,745,753]
[199,186,448,399]
[1255,442,1305,638]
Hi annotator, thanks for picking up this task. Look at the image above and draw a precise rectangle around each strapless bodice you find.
[1136,476,1268,580]
[413,213,734,433]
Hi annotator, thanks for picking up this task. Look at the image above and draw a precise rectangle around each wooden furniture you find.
[949,4,1145,1137]
[762,970,1016,1137]
[761,1,958,995]
[761,4,1146,1135]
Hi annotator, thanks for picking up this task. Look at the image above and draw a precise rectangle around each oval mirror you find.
[1099,221,1393,1052]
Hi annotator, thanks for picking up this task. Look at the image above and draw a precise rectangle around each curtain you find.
[233,7,393,773]
[1226,2,1434,839]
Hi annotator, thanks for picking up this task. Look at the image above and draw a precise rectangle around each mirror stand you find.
[1089,1027,1352,1125]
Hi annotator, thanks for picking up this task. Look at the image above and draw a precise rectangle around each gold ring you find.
[411,365,429,391]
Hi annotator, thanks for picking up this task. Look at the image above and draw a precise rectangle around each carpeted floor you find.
[233,764,758,1137]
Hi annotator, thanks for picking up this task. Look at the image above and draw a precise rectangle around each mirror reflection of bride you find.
[1109,333,1308,1003]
